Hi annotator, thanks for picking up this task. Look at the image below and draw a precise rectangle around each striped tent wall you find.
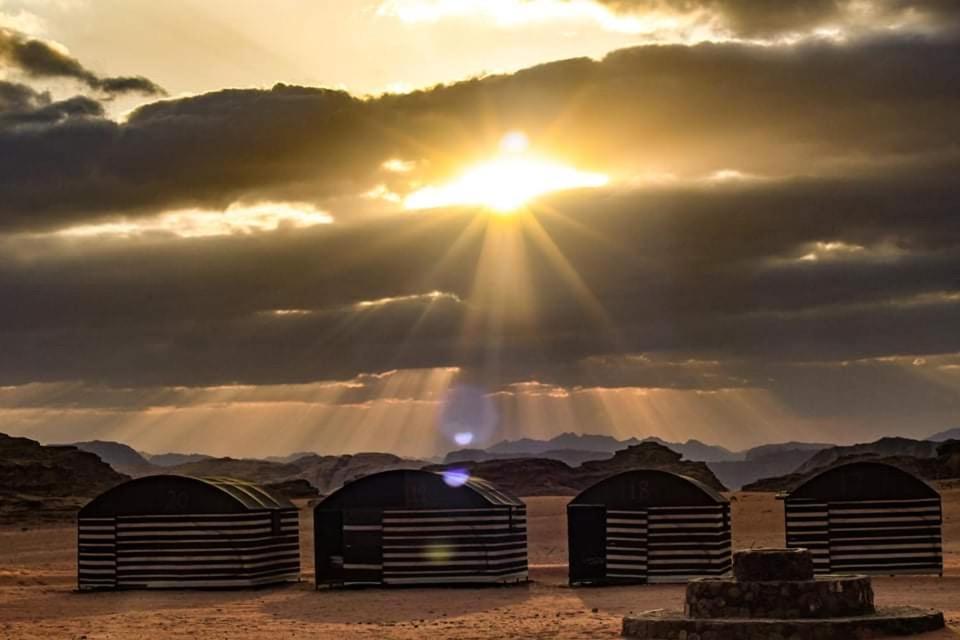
[647,504,732,582]
[314,470,528,587]
[782,462,943,576]
[785,498,942,575]
[604,510,648,580]
[568,469,732,585]
[784,500,830,573]
[602,505,731,583]
[77,517,117,589]
[381,506,527,584]
[78,476,301,591]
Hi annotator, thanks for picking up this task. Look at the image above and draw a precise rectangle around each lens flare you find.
[453,431,475,446]
[442,468,471,487]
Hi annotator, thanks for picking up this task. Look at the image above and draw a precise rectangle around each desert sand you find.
[1,490,958,639]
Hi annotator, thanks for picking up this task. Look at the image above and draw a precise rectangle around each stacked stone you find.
[622,548,945,640]
[684,549,875,619]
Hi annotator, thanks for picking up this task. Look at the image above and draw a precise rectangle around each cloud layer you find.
[1,13,958,453]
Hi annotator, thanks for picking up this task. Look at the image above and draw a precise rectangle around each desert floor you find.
[1,491,959,639]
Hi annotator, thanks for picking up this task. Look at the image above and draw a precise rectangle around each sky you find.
[1,0,959,458]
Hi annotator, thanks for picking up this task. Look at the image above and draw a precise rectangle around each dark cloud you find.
[0,94,104,127]
[0,35,958,230]
[0,28,165,97]
[594,0,960,38]
[0,80,50,112]
[0,158,958,387]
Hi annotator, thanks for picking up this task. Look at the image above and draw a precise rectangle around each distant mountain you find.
[484,433,740,462]
[291,453,424,494]
[928,427,960,442]
[144,452,213,467]
[71,440,155,475]
[793,437,940,475]
[708,448,821,490]
[430,441,726,496]
[743,440,960,492]
[443,447,611,467]
[261,478,319,500]
[0,433,128,523]
[743,442,831,461]
[265,451,318,464]
[164,457,301,485]
[156,452,424,496]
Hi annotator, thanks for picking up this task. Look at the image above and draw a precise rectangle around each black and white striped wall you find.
[78,476,300,590]
[314,470,528,587]
[568,470,731,585]
[783,461,943,576]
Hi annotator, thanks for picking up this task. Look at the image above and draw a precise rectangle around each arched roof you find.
[569,469,727,509]
[314,469,523,511]
[79,475,293,517]
[786,461,940,502]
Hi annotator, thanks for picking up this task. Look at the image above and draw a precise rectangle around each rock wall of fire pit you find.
[685,575,875,619]
[733,548,813,582]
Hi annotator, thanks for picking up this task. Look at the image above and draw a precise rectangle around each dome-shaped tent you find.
[567,469,731,585]
[313,469,527,586]
[783,461,942,575]
[78,475,300,590]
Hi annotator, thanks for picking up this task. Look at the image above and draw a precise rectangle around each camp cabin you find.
[567,469,732,585]
[313,469,527,587]
[77,475,300,590]
[782,461,943,575]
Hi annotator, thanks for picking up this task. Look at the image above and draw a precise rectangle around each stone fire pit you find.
[622,548,944,639]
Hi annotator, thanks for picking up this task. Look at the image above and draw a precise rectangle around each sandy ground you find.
[1,491,959,639]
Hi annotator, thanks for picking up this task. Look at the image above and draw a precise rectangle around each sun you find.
[404,132,608,214]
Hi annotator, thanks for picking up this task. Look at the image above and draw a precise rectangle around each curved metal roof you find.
[784,461,940,501]
[314,469,524,511]
[79,474,294,517]
[570,468,727,508]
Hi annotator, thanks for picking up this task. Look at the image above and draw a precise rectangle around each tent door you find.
[342,508,383,584]
[314,509,345,585]
[568,504,606,584]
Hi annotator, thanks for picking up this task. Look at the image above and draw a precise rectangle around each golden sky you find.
[1,0,959,457]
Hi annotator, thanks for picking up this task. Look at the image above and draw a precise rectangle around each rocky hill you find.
[443,447,611,467]
[485,433,739,462]
[707,447,822,490]
[291,453,424,494]
[155,451,424,496]
[164,457,302,485]
[793,437,940,475]
[429,441,726,496]
[929,427,960,442]
[0,433,129,523]
[71,440,155,476]
[743,440,960,492]
[144,452,213,467]
[742,442,830,461]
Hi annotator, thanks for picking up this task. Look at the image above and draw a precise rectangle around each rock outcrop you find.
[0,433,129,523]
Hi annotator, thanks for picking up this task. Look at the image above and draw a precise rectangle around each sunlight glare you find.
[404,131,608,214]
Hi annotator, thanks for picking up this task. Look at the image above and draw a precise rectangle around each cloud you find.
[0,34,958,232]
[592,0,960,38]
[0,27,165,96]
[0,157,959,388]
